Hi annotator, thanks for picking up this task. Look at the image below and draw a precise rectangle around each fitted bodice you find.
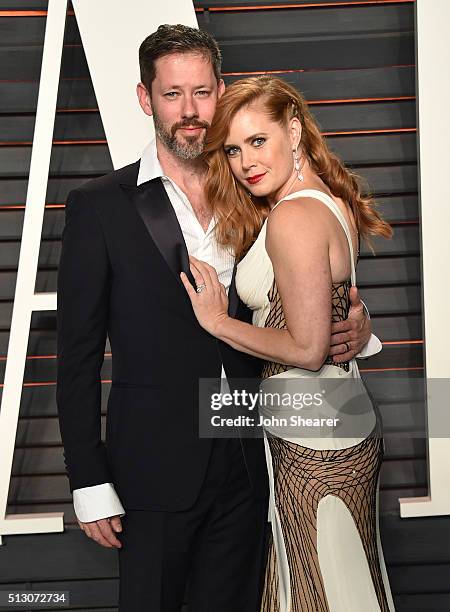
[235,189,357,377]
[235,219,274,329]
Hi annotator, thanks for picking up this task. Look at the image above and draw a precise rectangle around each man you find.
[57,24,379,611]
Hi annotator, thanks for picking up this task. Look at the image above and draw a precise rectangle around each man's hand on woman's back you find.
[329,286,371,362]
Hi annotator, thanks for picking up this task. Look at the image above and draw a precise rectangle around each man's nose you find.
[181,95,199,119]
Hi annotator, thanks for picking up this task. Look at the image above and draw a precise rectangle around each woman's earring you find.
[293,149,304,182]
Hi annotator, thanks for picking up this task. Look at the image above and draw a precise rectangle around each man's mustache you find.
[171,119,210,136]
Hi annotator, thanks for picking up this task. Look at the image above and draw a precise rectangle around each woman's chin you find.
[248,186,271,199]
[236,178,273,199]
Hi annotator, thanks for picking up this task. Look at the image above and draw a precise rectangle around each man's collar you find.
[137,138,163,186]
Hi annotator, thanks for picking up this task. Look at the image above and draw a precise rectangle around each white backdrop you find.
[399,0,450,518]
[72,0,198,168]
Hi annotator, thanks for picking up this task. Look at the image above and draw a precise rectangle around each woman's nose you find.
[240,149,257,172]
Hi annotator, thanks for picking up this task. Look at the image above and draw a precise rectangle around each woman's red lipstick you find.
[246,172,266,185]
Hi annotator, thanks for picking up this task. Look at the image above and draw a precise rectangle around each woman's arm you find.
[181,197,334,371]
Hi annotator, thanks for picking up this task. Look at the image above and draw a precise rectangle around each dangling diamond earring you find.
[293,148,304,182]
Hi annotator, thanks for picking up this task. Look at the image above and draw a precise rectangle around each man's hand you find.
[329,286,371,363]
[77,515,123,549]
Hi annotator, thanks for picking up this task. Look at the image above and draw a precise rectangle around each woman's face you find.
[223,102,301,202]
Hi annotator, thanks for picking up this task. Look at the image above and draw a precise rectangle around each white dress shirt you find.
[72,139,381,522]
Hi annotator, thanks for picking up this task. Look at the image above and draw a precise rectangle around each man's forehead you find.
[154,51,216,84]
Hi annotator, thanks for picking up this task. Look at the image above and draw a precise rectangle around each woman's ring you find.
[196,283,207,293]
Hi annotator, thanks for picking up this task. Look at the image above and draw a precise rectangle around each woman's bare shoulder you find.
[266,195,333,242]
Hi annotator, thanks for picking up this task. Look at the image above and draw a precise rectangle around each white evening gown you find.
[235,189,395,612]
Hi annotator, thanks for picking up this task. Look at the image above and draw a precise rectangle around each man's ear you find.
[217,78,226,99]
[137,82,153,117]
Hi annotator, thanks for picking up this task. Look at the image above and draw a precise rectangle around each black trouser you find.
[117,438,269,611]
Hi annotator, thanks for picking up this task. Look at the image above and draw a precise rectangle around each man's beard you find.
[153,110,210,160]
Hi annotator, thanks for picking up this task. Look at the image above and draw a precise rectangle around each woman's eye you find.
[253,137,266,147]
[225,147,239,157]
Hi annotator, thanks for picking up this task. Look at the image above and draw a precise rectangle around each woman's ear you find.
[290,116,302,151]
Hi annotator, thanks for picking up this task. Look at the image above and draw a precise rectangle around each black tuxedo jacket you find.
[56,161,269,511]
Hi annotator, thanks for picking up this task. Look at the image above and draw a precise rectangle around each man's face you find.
[143,52,224,160]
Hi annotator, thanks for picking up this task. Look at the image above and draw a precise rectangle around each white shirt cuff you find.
[356,299,382,358]
[361,298,371,319]
[356,333,382,359]
[73,482,125,523]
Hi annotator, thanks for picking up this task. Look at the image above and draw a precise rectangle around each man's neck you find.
[156,137,205,192]
[155,137,212,231]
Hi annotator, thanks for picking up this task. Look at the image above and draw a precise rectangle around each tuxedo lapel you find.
[120,178,195,290]
[228,263,239,319]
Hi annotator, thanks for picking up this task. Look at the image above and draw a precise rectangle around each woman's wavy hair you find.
[203,75,392,260]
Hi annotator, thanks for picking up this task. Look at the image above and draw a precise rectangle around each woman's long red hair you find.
[203,75,392,260]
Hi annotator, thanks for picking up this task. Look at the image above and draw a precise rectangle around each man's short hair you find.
[139,24,222,93]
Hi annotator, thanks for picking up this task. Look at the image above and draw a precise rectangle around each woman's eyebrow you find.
[224,132,269,147]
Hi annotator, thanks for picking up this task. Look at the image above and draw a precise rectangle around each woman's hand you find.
[180,256,230,337]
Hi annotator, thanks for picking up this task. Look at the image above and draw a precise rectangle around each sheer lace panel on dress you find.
[261,279,351,380]
[260,428,390,612]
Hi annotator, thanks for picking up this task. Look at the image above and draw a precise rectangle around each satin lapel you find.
[120,178,195,290]
[228,263,239,319]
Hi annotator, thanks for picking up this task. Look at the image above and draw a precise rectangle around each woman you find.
[180,76,395,612]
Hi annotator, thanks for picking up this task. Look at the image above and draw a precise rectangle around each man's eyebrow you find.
[163,84,212,90]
